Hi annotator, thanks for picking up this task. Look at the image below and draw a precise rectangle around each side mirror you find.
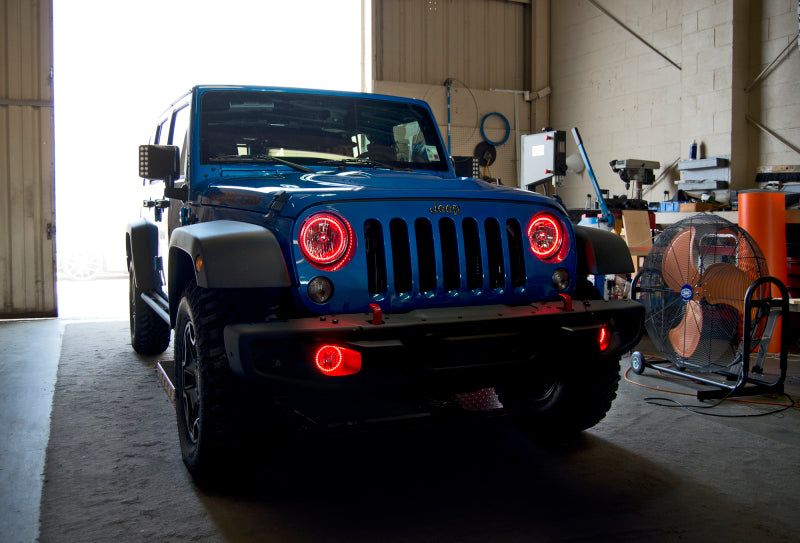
[138,145,186,200]
[139,145,180,181]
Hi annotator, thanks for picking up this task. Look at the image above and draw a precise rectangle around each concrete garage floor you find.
[1,283,799,542]
[0,319,63,543]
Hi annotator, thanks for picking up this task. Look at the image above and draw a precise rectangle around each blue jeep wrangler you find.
[127,85,643,480]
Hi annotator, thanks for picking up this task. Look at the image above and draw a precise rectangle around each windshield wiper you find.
[320,158,411,172]
[209,154,314,173]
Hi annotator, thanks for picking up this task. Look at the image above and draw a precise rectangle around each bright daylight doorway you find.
[53,0,370,318]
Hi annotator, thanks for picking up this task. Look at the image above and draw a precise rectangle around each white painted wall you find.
[747,0,800,168]
[551,0,800,209]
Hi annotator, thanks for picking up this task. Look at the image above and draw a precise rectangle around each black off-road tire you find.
[500,280,621,438]
[129,262,170,355]
[573,276,602,301]
[174,282,284,483]
[498,356,621,437]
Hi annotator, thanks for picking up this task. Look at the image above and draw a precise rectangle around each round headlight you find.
[299,212,355,271]
[528,212,566,261]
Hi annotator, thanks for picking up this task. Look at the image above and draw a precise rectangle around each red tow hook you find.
[558,293,573,311]
[369,303,384,325]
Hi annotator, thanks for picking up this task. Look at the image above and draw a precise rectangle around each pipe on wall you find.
[530,0,550,133]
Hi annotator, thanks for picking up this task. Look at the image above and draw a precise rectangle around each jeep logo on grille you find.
[429,202,461,215]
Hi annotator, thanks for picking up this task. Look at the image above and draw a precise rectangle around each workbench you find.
[654,210,739,225]
[654,209,800,225]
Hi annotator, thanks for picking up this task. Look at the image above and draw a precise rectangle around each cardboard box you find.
[679,202,723,212]
[757,165,800,174]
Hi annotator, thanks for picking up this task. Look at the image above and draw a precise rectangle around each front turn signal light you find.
[598,324,610,351]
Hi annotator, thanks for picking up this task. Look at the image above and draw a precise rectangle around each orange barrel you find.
[738,192,786,352]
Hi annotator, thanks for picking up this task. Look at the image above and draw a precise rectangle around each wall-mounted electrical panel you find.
[521,130,566,190]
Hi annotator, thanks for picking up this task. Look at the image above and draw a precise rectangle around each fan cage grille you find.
[638,214,770,372]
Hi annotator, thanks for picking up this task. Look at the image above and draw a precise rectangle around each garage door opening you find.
[53,0,370,319]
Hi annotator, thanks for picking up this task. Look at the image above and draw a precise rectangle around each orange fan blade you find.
[700,262,751,315]
[669,299,703,358]
[662,227,698,292]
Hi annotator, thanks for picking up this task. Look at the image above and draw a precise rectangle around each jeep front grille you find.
[365,216,527,297]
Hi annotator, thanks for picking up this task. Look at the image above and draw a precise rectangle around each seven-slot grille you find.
[364,215,528,297]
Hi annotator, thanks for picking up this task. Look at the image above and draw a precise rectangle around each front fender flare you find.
[126,219,161,292]
[168,220,292,291]
[574,225,635,276]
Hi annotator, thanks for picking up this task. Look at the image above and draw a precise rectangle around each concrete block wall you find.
[747,0,800,168]
[551,0,684,208]
[681,0,736,160]
[552,0,800,209]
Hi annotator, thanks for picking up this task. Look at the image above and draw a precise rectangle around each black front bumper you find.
[224,298,644,393]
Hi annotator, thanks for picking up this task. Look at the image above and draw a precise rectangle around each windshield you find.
[199,90,449,172]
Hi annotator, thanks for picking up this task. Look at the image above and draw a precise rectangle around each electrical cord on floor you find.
[642,392,796,418]
[623,357,799,418]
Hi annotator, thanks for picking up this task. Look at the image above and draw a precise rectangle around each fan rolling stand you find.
[630,214,790,402]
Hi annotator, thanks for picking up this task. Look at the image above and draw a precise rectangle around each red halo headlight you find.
[527,213,566,261]
[299,212,355,271]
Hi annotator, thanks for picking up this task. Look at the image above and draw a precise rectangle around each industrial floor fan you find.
[631,214,790,401]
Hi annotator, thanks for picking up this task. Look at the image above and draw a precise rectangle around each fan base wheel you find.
[630,351,646,375]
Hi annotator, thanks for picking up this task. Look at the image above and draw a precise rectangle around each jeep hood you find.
[198,169,562,219]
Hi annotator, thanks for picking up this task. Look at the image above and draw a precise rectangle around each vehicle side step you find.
[141,291,170,324]
[157,360,176,407]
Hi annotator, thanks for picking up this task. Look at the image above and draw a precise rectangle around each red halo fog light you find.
[314,345,362,376]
